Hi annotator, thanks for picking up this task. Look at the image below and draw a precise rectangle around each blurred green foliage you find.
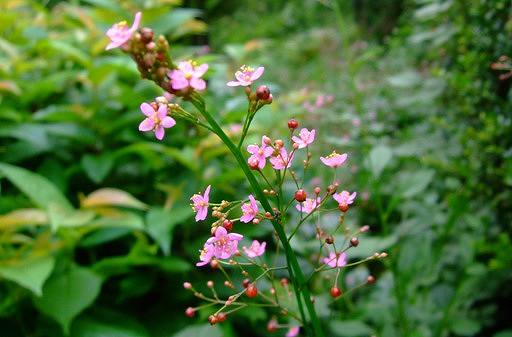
[0,0,511,336]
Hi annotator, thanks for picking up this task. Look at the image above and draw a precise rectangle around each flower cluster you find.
[105,12,387,335]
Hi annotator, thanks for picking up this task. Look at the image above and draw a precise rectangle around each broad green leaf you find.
[93,255,189,278]
[367,145,392,177]
[149,9,202,35]
[0,163,72,210]
[71,312,149,337]
[81,188,147,210]
[0,208,48,229]
[81,154,114,184]
[79,227,133,247]
[48,204,96,231]
[173,324,222,337]
[450,318,481,336]
[34,265,103,334]
[494,331,512,337]
[146,206,191,255]
[398,170,435,198]
[329,320,374,336]
[0,256,55,296]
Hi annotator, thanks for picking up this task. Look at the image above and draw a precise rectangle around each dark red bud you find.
[294,189,307,202]
[366,275,376,284]
[223,219,233,231]
[288,119,299,129]
[246,284,258,298]
[185,307,195,317]
[330,287,342,298]
[256,85,270,100]
[350,237,359,247]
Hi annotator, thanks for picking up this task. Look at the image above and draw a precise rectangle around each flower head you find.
[105,12,142,50]
[190,185,211,221]
[247,136,274,169]
[227,65,265,87]
[286,326,300,337]
[270,147,294,170]
[295,197,321,214]
[196,243,215,267]
[206,226,243,259]
[323,252,347,268]
[243,240,266,258]
[240,194,259,223]
[292,128,316,149]
[139,102,176,140]
[333,190,356,208]
[320,151,348,168]
[168,60,208,91]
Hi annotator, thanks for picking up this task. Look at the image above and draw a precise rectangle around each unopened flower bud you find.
[280,278,289,286]
[379,252,388,258]
[246,284,258,298]
[338,203,349,212]
[288,119,299,129]
[146,41,156,50]
[248,158,260,170]
[252,218,260,225]
[224,280,233,288]
[314,186,321,194]
[350,237,359,247]
[275,139,284,148]
[256,85,270,100]
[207,280,214,288]
[330,286,342,298]
[183,282,192,289]
[293,142,299,149]
[223,219,233,231]
[185,307,195,317]
[217,312,227,322]
[327,184,337,195]
[360,225,370,233]
[325,235,334,244]
[262,135,271,145]
[208,315,218,325]
[366,275,376,284]
[242,278,250,288]
[294,189,307,202]
[210,259,219,269]
[140,28,154,43]
[267,319,278,332]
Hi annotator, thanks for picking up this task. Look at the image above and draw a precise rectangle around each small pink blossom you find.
[292,128,316,149]
[320,151,348,168]
[286,326,300,337]
[138,103,176,140]
[240,194,259,223]
[227,65,265,86]
[247,136,274,169]
[168,60,208,91]
[105,12,142,50]
[243,240,266,258]
[295,197,321,214]
[190,185,211,221]
[333,190,356,208]
[196,243,214,267]
[270,147,294,170]
[206,226,243,259]
[323,252,347,268]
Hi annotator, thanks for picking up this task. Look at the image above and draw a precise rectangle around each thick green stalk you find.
[189,94,325,337]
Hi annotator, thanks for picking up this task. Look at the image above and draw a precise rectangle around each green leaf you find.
[149,9,202,35]
[79,227,133,247]
[0,256,55,296]
[450,318,481,336]
[367,145,392,177]
[81,188,147,210]
[93,255,190,278]
[146,206,191,255]
[494,331,512,337]
[0,162,72,210]
[48,204,96,231]
[329,320,374,336]
[397,170,435,198]
[81,154,114,184]
[173,324,223,337]
[71,312,149,337]
[34,265,103,334]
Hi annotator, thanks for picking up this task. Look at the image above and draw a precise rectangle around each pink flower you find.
[227,65,265,86]
[292,128,316,149]
[243,240,266,258]
[270,147,294,170]
[295,197,321,214]
[323,252,347,268]
[240,194,259,223]
[206,226,243,259]
[168,60,208,91]
[190,185,211,221]
[333,190,356,208]
[105,12,142,50]
[286,326,300,337]
[138,102,176,140]
[247,136,274,169]
[320,151,348,168]
[196,243,214,267]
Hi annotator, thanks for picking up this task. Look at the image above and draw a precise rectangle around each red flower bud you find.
[246,284,258,298]
[223,219,233,231]
[366,275,376,284]
[330,286,342,298]
[256,85,270,100]
[288,119,299,129]
[294,189,307,202]
[185,307,195,317]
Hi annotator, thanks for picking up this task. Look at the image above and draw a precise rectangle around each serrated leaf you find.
[34,265,103,334]
[0,163,72,210]
[0,256,55,296]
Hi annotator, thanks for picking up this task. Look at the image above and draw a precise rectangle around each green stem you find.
[189,93,325,337]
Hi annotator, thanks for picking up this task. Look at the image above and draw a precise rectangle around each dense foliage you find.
[0,0,510,336]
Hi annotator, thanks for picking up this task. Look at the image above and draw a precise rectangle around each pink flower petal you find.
[247,145,259,154]
[161,116,176,128]
[130,12,142,33]
[227,81,241,87]
[154,125,165,140]
[157,104,168,119]
[250,66,264,81]
[196,207,207,221]
[140,102,155,117]
[194,63,209,77]
[138,118,154,131]
[190,77,206,90]
[203,185,211,203]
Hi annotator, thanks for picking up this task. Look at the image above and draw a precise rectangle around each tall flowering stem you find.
[188,93,324,337]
